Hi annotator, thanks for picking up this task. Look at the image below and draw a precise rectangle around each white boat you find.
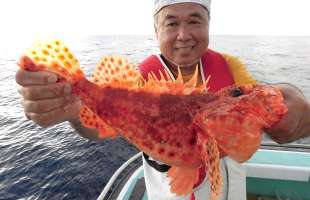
[98,144,310,200]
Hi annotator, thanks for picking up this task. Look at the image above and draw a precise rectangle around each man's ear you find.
[154,24,159,40]
[153,14,160,40]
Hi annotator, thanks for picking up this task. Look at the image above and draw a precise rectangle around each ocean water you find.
[0,35,309,200]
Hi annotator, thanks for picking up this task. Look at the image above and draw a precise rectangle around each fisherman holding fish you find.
[15,0,310,200]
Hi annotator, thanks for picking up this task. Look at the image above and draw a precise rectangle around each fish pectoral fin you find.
[197,134,222,200]
[167,166,199,196]
[79,106,117,138]
[197,112,262,163]
[98,127,117,139]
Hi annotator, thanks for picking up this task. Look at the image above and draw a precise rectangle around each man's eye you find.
[166,22,177,27]
[189,20,200,25]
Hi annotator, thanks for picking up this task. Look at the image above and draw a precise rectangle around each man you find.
[15,0,310,199]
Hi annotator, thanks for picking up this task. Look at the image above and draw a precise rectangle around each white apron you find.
[143,156,246,200]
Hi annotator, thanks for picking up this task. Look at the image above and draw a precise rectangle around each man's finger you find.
[22,95,79,113]
[18,82,72,100]
[15,68,58,86]
[26,100,81,128]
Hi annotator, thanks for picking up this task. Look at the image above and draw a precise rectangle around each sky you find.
[0,0,310,41]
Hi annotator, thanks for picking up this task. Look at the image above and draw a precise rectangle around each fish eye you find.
[230,88,243,97]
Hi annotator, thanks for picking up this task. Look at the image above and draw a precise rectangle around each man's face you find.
[155,3,210,68]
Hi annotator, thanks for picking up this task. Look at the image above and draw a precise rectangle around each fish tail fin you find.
[197,134,222,200]
[19,39,85,83]
[167,166,199,196]
[18,55,43,72]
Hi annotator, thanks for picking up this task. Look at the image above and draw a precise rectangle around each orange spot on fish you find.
[189,137,197,146]
[76,69,84,76]
[42,49,49,55]
[34,56,40,62]
[61,71,69,78]
[64,61,71,68]
[176,142,182,148]
[168,152,176,158]
[158,148,165,154]
[128,71,134,77]
[68,53,73,59]
[52,64,59,70]
[58,54,65,61]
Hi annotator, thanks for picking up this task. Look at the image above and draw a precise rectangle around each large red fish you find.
[18,39,287,200]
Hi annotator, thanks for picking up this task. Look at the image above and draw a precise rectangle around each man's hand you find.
[16,68,81,128]
[266,83,310,144]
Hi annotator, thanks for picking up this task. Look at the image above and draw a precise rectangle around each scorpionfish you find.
[18,39,288,200]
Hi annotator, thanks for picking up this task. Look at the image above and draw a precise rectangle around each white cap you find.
[153,0,211,15]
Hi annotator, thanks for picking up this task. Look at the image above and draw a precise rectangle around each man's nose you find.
[176,24,191,41]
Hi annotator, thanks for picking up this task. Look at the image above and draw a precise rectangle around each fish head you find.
[224,84,288,127]
[195,84,288,162]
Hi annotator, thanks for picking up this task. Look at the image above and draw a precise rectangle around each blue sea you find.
[0,35,309,200]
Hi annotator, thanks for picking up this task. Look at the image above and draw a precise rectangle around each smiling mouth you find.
[175,46,194,51]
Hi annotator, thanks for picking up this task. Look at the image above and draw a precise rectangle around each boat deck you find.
[98,145,310,200]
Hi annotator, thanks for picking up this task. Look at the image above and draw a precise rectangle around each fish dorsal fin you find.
[158,70,167,84]
[91,55,140,88]
[175,67,184,84]
[169,65,201,95]
[183,65,199,95]
[194,75,210,94]
[184,65,198,87]
[20,39,84,83]
[167,166,199,196]
[141,65,207,96]
[159,67,184,95]
[79,106,117,138]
